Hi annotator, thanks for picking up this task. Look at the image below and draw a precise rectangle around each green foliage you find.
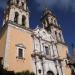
[0,67,35,75]
[30,72,35,75]
[15,70,35,75]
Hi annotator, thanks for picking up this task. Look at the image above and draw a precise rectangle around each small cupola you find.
[41,8,58,32]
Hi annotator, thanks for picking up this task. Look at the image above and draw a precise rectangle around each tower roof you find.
[43,8,52,15]
[41,8,56,19]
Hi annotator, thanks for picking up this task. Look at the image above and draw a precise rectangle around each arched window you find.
[21,2,24,8]
[22,15,26,26]
[55,31,58,40]
[45,46,49,55]
[16,0,19,5]
[54,19,56,25]
[47,71,54,75]
[51,18,53,23]
[14,12,19,23]
[59,33,62,41]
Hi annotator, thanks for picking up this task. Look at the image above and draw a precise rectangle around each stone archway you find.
[46,71,54,75]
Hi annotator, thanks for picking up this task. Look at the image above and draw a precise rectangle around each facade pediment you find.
[16,43,26,49]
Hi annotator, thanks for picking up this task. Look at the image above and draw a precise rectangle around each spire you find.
[43,8,52,16]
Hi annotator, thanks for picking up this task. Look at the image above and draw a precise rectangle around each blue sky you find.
[0,0,75,54]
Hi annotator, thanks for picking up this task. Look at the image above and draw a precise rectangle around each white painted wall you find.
[32,28,64,75]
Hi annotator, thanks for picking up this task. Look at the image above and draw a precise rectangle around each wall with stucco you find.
[4,24,33,72]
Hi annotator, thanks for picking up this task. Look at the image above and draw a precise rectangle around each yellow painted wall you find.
[57,43,71,75]
[57,44,67,59]
[6,25,33,72]
[63,66,71,75]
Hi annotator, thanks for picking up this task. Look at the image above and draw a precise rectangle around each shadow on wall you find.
[0,24,8,39]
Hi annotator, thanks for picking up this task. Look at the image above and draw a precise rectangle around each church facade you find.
[0,0,71,75]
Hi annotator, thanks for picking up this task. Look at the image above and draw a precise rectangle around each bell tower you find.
[41,8,65,43]
[1,0,33,72]
[4,0,29,28]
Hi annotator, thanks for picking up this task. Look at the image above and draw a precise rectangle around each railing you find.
[31,50,63,61]
[7,20,32,32]
[31,51,46,58]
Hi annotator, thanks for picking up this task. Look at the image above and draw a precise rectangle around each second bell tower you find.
[41,8,65,43]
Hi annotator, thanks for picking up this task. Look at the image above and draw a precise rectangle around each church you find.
[0,0,71,75]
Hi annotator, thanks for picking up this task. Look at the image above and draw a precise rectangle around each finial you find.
[44,7,48,12]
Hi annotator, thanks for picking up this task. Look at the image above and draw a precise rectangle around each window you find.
[51,18,53,23]
[18,48,23,58]
[54,19,56,25]
[16,0,19,5]
[55,31,58,40]
[55,31,57,35]
[59,33,62,41]
[14,12,19,23]
[21,2,24,8]
[22,15,26,26]
[45,46,49,55]
[16,44,26,59]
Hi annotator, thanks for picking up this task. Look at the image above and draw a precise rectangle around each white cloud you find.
[35,0,75,12]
